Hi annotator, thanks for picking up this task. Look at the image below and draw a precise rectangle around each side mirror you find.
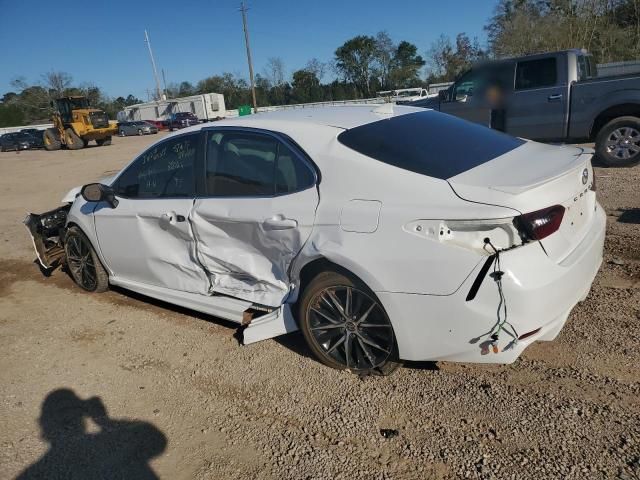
[81,183,118,208]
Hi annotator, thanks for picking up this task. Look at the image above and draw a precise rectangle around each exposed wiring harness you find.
[483,238,519,353]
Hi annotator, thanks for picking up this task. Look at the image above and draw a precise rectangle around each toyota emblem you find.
[582,168,588,185]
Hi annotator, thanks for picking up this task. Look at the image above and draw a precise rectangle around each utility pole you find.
[240,1,258,112]
[144,29,163,101]
[161,69,169,99]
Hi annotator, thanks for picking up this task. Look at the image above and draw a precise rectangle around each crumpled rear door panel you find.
[191,187,319,307]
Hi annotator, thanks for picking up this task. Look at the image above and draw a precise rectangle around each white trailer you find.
[118,93,226,122]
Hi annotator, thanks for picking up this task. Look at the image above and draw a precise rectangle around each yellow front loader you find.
[43,96,118,151]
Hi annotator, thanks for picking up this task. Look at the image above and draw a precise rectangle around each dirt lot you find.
[0,134,638,480]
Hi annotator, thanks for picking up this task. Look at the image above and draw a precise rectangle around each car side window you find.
[452,70,477,100]
[113,134,198,199]
[205,131,315,196]
[515,58,557,90]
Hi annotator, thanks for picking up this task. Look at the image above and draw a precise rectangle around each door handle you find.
[547,94,563,102]
[159,211,186,226]
[263,216,298,230]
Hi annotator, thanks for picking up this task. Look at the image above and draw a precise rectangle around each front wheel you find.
[43,128,62,151]
[65,128,84,150]
[595,116,640,167]
[96,136,111,146]
[298,270,401,375]
[64,227,109,292]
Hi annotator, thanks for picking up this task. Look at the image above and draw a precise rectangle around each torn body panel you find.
[24,205,71,269]
[190,186,319,307]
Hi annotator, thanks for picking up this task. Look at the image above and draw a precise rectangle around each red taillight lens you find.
[518,205,565,240]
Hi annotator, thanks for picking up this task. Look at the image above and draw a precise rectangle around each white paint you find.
[56,104,604,362]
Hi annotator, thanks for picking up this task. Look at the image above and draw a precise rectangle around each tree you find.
[373,31,395,89]
[485,0,640,63]
[291,69,321,103]
[263,57,287,87]
[390,41,426,88]
[178,81,195,96]
[41,71,72,99]
[426,33,484,83]
[304,58,327,82]
[335,35,378,97]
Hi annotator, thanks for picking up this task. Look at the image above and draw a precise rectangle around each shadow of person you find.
[16,389,167,480]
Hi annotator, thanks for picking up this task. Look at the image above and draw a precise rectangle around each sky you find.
[0,0,496,100]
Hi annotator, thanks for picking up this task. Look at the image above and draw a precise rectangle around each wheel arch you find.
[590,103,640,140]
[293,255,384,305]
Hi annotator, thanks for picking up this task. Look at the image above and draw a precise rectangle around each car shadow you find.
[15,389,166,480]
[617,208,640,224]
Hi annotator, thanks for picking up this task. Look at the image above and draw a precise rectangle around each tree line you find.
[2,0,639,127]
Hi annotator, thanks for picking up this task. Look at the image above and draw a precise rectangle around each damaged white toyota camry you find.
[25,105,605,375]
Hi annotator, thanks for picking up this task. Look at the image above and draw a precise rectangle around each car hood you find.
[447,140,593,213]
[60,174,117,204]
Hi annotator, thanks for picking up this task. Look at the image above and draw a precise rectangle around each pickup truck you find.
[412,49,640,166]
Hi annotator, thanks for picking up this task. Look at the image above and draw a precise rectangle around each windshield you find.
[397,90,420,97]
[67,98,90,109]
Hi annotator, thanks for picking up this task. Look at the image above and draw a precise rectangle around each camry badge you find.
[582,168,588,185]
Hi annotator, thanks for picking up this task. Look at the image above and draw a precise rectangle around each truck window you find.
[515,58,557,90]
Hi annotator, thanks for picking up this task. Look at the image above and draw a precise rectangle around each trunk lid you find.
[447,140,596,263]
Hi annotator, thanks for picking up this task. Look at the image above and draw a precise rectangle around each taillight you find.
[516,205,565,241]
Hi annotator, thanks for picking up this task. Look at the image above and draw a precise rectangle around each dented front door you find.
[93,132,209,294]
[190,128,319,307]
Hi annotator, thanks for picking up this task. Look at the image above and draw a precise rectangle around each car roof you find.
[210,104,428,131]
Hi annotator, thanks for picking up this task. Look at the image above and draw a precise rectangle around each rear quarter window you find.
[337,111,525,179]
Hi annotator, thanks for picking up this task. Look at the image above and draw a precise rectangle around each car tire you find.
[298,270,401,375]
[43,128,62,151]
[137,129,143,136]
[65,128,84,150]
[119,130,125,137]
[96,136,112,146]
[64,227,109,293]
[595,116,640,167]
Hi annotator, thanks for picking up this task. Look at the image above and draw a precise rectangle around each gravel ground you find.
[0,136,638,480]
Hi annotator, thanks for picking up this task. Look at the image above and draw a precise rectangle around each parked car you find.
[1,132,31,151]
[25,105,604,375]
[411,49,640,167]
[118,121,158,137]
[168,112,199,130]
[20,128,42,137]
[144,120,166,131]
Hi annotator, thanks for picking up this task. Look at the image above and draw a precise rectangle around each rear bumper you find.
[379,202,606,363]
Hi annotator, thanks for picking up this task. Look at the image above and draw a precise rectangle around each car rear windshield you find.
[337,110,525,179]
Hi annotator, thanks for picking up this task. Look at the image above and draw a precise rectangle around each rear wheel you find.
[595,116,640,167]
[64,227,109,293]
[96,136,112,146]
[65,128,84,150]
[298,270,401,375]
[43,128,62,151]
[119,129,126,137]
[137,129,143,136]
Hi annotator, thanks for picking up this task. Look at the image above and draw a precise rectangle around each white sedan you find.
[25,105,605,375]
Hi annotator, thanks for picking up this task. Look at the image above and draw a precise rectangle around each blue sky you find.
[0,0,496,99]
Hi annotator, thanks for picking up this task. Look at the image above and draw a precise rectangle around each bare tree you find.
[41,71,73,98]
[263,57,287,87]
[304,58,327,82]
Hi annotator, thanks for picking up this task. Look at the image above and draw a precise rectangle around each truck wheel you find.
[298,270,401,376]
[65,128,84,150]
[43,128,61,151]
[64,227,109,293]
[595,116,640,167]
[96,136,112,146]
